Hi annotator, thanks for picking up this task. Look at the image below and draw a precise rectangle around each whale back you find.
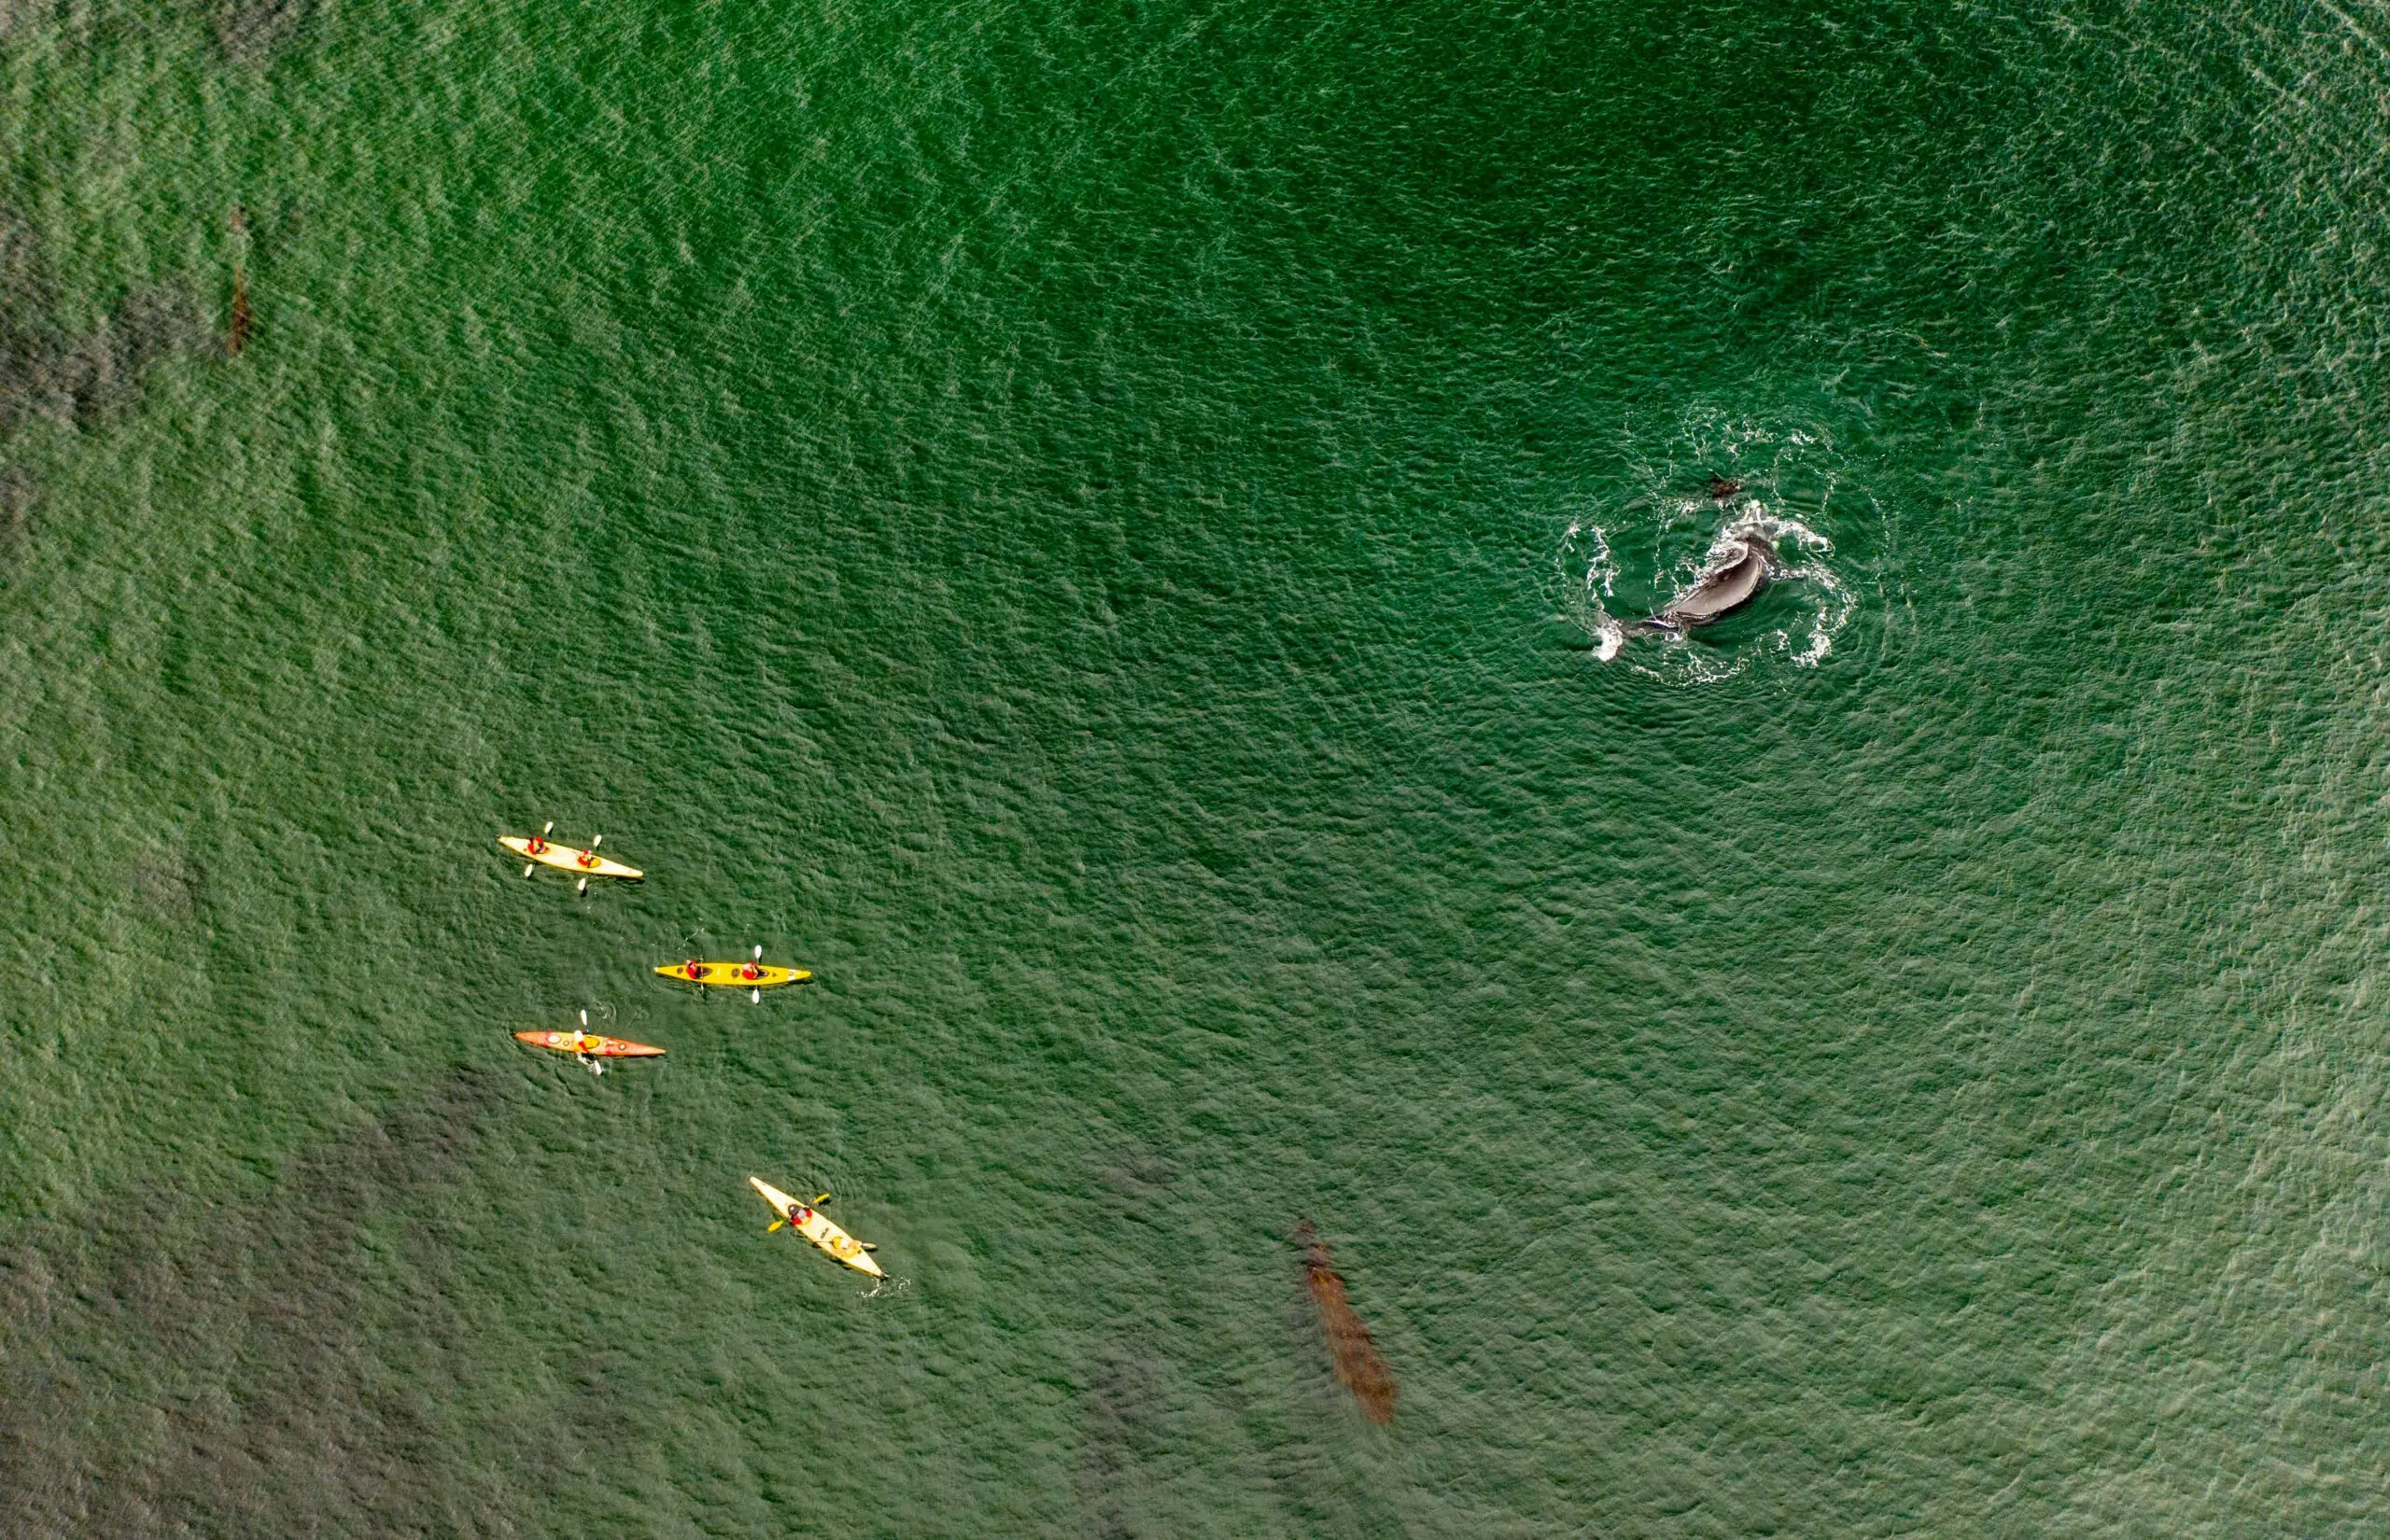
[1659,534,1776,627]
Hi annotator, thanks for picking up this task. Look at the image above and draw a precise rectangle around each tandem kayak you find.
[500,833,643,880]
[751,1177,883,1278]
[514,1028,665,1058]
[655,959,809,988]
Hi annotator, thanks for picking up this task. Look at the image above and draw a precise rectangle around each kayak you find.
[655,959,810,988]
[499,834,643,880]
[752,1177,883,1277]
[751,1176,884,1278]
[514,1029,665,1057]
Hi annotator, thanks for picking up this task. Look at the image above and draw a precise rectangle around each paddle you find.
[751,945,765,1003]
[576,834,602,894]
[574,1008,608,1075]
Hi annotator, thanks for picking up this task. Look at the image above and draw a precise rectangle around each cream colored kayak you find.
[751,1177,884,1278]
[499,832,643,880]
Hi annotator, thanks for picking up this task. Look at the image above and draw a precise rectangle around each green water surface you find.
[3,0,2387,1533]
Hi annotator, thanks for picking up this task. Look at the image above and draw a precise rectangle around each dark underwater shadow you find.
[0,1066,526,1537]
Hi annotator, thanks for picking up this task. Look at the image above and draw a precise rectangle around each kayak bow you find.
[751,1177,884,1278]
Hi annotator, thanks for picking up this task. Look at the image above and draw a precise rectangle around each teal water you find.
[5,0,2389,1533]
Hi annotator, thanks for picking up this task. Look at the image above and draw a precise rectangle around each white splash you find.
[1560,496,1853,684]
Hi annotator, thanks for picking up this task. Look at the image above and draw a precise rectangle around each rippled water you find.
[4,0,2390,1533]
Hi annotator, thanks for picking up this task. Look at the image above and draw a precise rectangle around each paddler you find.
[740,959,763,981]
[577,847,598,868]
[682,959,707,980]
[526,832,548,856]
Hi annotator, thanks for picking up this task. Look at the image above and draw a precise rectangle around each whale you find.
[1626,527,1778,637]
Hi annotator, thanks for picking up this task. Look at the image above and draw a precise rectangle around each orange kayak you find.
[514,1029,665,1058]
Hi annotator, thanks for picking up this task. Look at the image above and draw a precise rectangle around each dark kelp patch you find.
[1294,1220,1397,1424]
[133,847,206,920]
[0,203,215,576]
[63,286,211,427]
[0,1068,524,1535]
[0,470,31,551]
[1076,1341,1173,1540]
[0,205,62,440]
[0,205,210,441]
[214,0,308,64]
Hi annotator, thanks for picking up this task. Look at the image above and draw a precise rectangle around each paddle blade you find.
[524,864,536,877]
[751,987,761,1003]
[814,1194,831,1205]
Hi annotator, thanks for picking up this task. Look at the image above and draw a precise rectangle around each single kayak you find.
[514,1029,665,1058]
[656,959,809,988]
[500,834,643,880]
[752,1177,884,1278]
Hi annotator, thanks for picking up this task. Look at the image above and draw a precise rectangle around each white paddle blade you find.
[751,987,761,1004]
[542,821,554,835]
[577,877,588,894]
[524,863,536,877]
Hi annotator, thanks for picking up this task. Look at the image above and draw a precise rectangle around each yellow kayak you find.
[751,1177,884,1277]
[500,833,642,881]
[655,957,809,989]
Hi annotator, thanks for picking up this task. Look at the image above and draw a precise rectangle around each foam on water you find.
[1558,410,1867,681]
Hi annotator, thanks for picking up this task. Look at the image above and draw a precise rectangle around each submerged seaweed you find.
[0,207,208,439]
[1293,1220,1397,1425]
[215,0,307,63]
